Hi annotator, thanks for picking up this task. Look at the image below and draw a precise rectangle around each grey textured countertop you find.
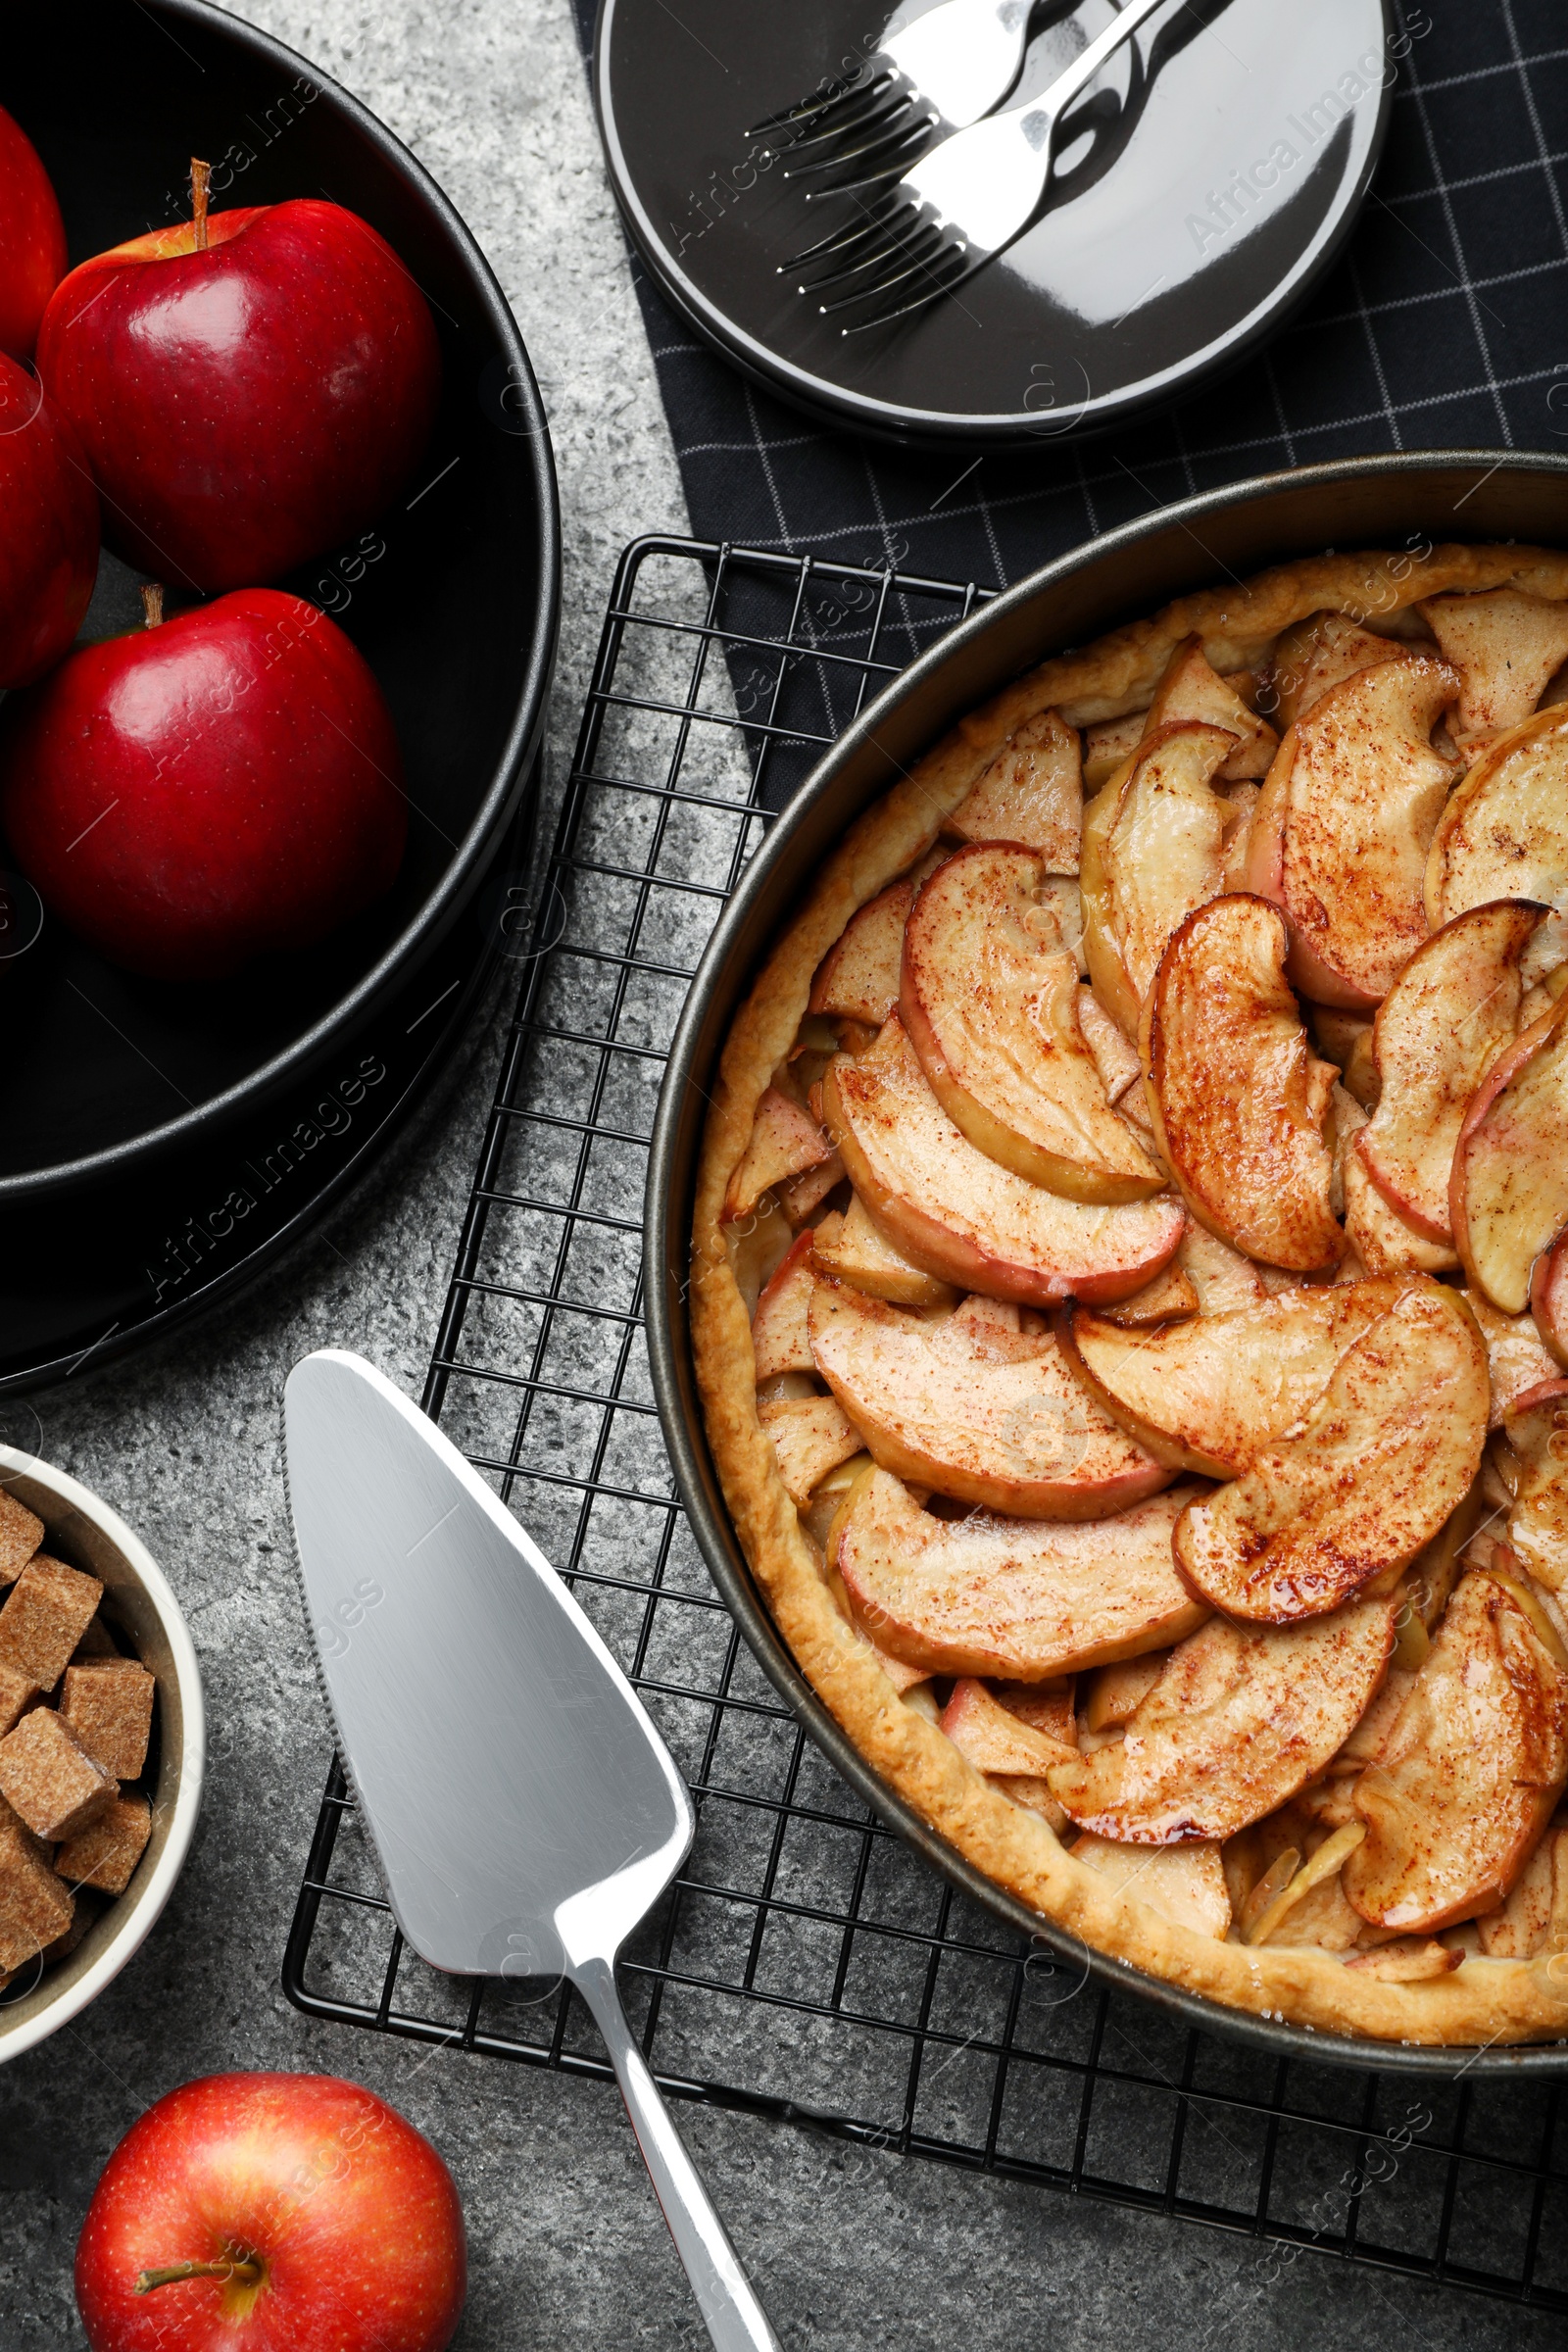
[0,5,1562,2347]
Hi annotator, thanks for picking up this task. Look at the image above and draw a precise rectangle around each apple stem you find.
[191,158,212,251]
[141,585,165,629]
[134,2257,265,2296]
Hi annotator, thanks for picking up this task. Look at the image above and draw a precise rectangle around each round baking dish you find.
[647,449,1568,2077]
[0,1448,204,2065]
[0,0,560,1377]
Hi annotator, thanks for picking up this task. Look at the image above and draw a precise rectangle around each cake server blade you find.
[284,1348,779,2352]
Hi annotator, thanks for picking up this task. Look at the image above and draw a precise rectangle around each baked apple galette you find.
[691,544,1568,2045]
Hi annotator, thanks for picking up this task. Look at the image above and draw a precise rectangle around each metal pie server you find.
[284,1348,780,2352]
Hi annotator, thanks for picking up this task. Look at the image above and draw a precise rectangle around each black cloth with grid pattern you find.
[574,0,1567,593]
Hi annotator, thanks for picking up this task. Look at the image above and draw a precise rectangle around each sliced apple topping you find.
[1357,900,1545,1243]
[1504,1385,1568,1598]
[757,1393,863,1507]
[901,843,1163,1203]
[1311,1005,1380,1111]
[1142,893,1344,1272]
[940,1676,1076,1773]
[1174,1224,1267,1314]
[1267,653,1459,1008]
[1533,1230,1568,1366]
[808,1275,1172,1521]
[1080,721,1236,1036]
[1451,993,1568,1312]
[834,1469,1207,1680]
[1082,710,1145,793]
[1265,609,1405,732]
[1345,1570,1568,1933]
[1426,706,1568,930]
[1144,634,1278,781]
[1092,1262,1200,1329]
[1069,1833,1232,1938]
[1172,1281,1488,1623]
[811,1194,957,1309]
[1065,1279,1406,1478]
[1417,589,1568,743]
[1082,1653,1167,1730]
[821,1015,1186,1308]
[1464,1288,1561,1424]
[808,874,917,1027]
[722,1086,834,1223]
[751,1230,817,1379]
[943,707,1082,870]
[1343,1148,1460,1279]
[1045,1595,1396,1843]
[1076,984,1143,1104]
[1475,1826,1568,1958]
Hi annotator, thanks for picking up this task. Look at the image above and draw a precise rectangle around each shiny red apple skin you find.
[0,106,68,360]
[0,589,407,981]
[36,199,441,593]
[0,349,98,687]
[74,2073,466,2352]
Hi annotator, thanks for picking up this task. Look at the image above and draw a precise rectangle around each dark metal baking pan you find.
[646,449,1568,2077]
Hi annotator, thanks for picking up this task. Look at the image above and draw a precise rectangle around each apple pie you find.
[691,542,1568,2046]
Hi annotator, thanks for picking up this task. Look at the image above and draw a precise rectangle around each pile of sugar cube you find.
[0,1489,156,1993]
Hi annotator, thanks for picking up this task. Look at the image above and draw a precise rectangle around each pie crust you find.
[690,542,1568,2047]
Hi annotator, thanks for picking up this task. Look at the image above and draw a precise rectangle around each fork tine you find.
[783,102,926,180]
[746,69,890,141]
[808,132,932,203]
[820,231,963,318]
[773,83,906,156]
[797,211,932,295]
[805,231,943,300]
[780,199,899,272]
[841,250,970,333]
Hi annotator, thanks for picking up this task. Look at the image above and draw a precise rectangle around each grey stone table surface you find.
[0,4,1560,2347]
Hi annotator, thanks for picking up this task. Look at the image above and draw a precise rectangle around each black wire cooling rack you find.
[284,534,1568,2313]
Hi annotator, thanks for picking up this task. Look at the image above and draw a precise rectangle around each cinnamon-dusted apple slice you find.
[1045,1595,1396,1843]
[1144,634,1278,781]
[901,844,1163,1202]
[1343,1146,1460,1279]
[1425,706,1568,928]
[1262,653,1459,1008]
[1357,899,1546,1242]
[808,1277,1173,1520]
[943,707,1082,870]
[1082,710,1145,793]
[1533,1231,1568,1366]
[722,1086,834,1222]
[1076,984,1143,1103]
[1311,1006,1380,1111]
[1451,993,1568,1311]
[1175,1224,1267,1314]
[1172,1281,1489,1623]
[1070,1833,1232,1938]
[1080,721,1236,1036]
[1466,1290,1562,1425]
[1064,1280,1405,1477]
[940,1676,1076,1773]
[1474,1827,1568,1958]
[751,1230,817,1379]
[1417,589,1568,742]
[1503,1383,1568,1597]
[757,1393,863,1506]
[1093,1261,1200,1329]
[1265,609,1405,732]
[811,1194,956,1309]
[808,865,925,1027]
[1142,894,1344,1272]
[821,1016,1186,1307]
[1345,1570,1568,1932]
[834,1469,1207,1680]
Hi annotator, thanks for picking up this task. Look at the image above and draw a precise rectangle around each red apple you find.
[36,184,441,593]
[0,348,98,686]
[0,586,407,980]
[0,105,68,360]
[74,2072,466,2352]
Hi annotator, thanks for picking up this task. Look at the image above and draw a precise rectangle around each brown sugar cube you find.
[0,1555,103,1688]
[0,1487,43,1588]
[57,1792,150,1896]
[61,1659,154,1781]
[43,1885,101,1962]
[0,1707,117,1841]
[0,1659,38,1738]
[0,1797,73,1973]
[72,1615,121,1660]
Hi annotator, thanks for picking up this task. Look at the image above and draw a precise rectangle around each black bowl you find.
[647,449,1568,2077]
[0,0,559,1382]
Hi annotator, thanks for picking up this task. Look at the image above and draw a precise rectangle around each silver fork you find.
[750,0,1038,191]
[789,0,1175,330]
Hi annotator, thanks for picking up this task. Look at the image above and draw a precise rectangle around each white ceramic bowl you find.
[0,1446,204,2063]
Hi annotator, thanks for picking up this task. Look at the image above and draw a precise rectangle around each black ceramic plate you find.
[647,452,1568,2073]
[597,0,1392,448]
[0,0,559,1388]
